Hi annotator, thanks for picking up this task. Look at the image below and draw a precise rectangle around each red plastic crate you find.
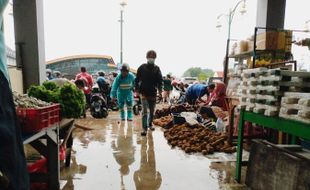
[16,104,60,133]
[48,104,60,125]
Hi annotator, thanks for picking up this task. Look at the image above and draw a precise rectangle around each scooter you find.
[90,85,109,118]
[133,93,142,115]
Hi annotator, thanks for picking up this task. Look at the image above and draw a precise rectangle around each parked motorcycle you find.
[90,85,109,118]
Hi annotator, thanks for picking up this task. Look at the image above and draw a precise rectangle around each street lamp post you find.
[119,0,127,66]
[216,0,246,83]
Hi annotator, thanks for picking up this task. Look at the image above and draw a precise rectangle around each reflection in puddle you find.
[111,122,136,189]
[61,157,87,189]
[134,133,162,190]
[60,113,247,190]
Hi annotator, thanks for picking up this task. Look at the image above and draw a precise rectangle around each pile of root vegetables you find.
[153,115,173,128]
[164,123,236,155]
[154,104,198,119]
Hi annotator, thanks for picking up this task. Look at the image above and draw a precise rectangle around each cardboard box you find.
[256,31,278,50]
[256,31,292,52]
[235,40,248,54]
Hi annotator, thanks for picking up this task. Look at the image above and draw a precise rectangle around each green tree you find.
[198,72,207,81]
[203,69,214,78]
[183,67,215,81]
[183,67,203,77]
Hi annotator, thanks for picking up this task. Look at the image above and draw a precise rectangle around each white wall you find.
[8,67,23,94]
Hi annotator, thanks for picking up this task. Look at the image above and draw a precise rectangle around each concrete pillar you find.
[13,0,46,90]
[256,0,286,29]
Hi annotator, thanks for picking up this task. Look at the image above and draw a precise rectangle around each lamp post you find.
[119,0,127,67]
[216,0,246,83]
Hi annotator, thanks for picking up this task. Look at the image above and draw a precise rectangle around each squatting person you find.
[185,83,215,105]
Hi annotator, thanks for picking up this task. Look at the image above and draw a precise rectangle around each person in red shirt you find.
[75,67,93,106]
[75,67,93,91]
[203,81,228,111]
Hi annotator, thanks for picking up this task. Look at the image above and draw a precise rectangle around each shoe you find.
[141,131,147,136]
[127,118,133,121]
[121,118,126,121]
[148,126,155,131]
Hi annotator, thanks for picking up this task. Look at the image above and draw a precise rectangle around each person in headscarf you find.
[205,81,228,111]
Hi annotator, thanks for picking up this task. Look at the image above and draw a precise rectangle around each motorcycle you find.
[133,93,142,115]
[90,85,109,118]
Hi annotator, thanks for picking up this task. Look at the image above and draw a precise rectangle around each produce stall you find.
[14,81,85,189]
[153,104,236,155]
[225,27,300,143]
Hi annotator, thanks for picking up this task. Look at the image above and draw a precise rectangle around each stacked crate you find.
[275,70,310,93]
[238,68,268,112]
[276,70,310,122]
[253,69,286,116]
[279,93,310,124]
[238,68,310,117]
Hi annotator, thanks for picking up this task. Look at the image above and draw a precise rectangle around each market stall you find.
[14,81,85,189]
[153,102,236,155]
[225,27,310,144]
[223,26,310,187]
[228,67,310,185]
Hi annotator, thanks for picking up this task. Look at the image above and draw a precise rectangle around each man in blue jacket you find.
[185,83,215,105]
[111,64,136,121]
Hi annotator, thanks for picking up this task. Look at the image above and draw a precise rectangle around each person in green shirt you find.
[162,74,173,104]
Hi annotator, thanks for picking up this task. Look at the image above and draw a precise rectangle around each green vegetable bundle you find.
[58,83,86,118]
[27,81,85,118]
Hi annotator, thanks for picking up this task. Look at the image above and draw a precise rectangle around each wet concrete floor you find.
[60,112,249,190]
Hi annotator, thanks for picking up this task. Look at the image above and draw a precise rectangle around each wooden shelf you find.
[229,49,287,59]
[229,51,253,59]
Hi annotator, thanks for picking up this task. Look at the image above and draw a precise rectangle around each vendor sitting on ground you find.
[185,83,215,105]
[199,106,228,131]
[199,106,217,131]
[203,81,228,111]
[199,106,228,121]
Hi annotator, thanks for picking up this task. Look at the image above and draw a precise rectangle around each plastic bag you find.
[180,112,199,126]
[216,118,225,132]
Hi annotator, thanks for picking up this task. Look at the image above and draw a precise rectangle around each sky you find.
[3,0,310,76]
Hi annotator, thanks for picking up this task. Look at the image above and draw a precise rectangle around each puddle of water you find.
[60,112,248,190]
